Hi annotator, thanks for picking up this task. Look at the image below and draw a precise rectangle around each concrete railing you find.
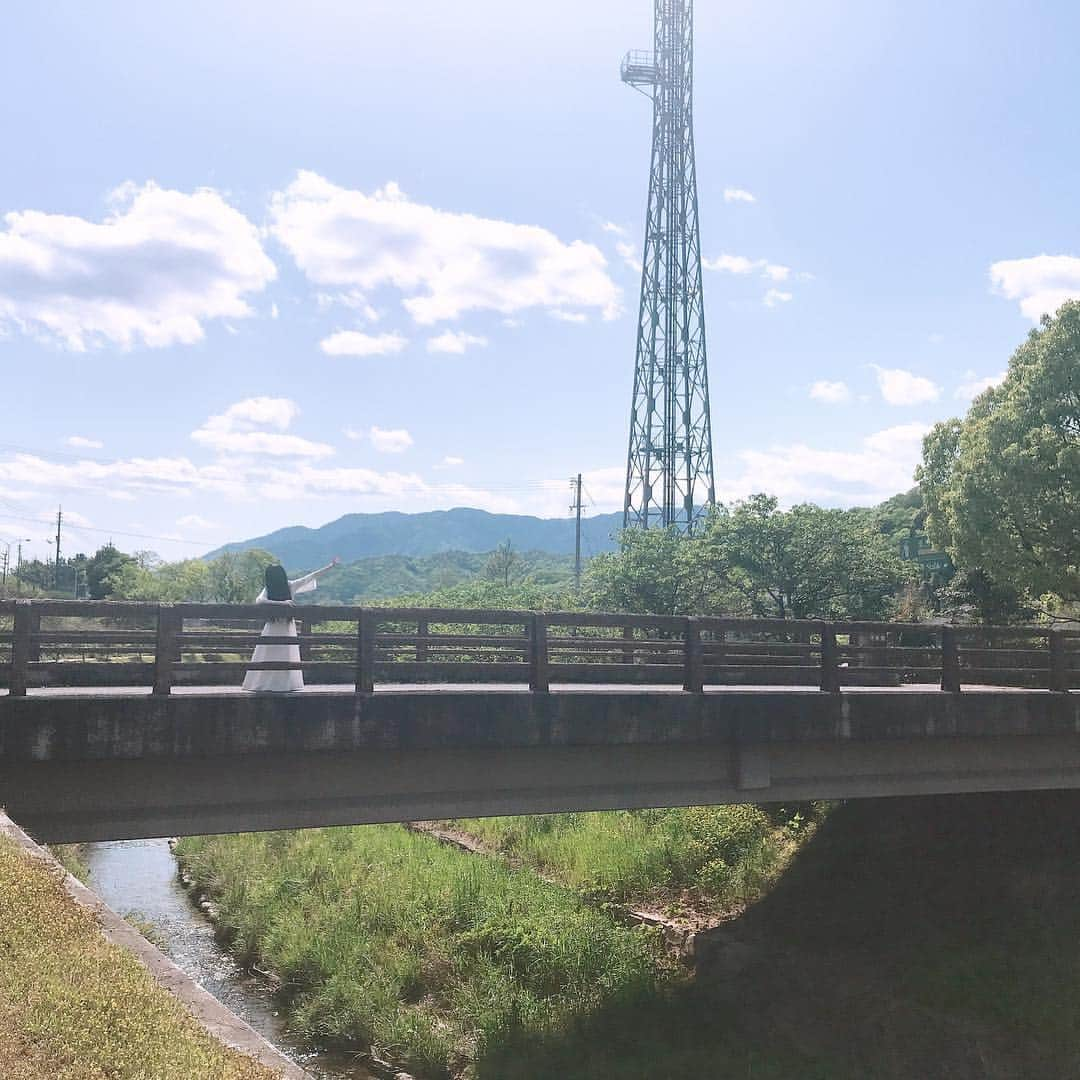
[1,599,1078,697]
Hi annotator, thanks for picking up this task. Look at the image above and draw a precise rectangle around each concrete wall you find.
[3,688,1080,842]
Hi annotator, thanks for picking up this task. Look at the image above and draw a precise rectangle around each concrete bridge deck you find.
[1,602,1077,843]
[3,681,1079,844]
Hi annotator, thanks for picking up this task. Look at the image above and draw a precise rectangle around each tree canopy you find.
[701,495,912,620]
[918,301,1080,600]
[585,526,715,615]
[585,496,911,620]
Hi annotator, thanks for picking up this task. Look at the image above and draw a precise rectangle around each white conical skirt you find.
[242,616,303,692]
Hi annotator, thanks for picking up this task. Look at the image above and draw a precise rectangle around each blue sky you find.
[2,0,1077,562]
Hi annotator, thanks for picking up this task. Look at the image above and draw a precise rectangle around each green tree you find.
[85,544,137,599]
[701,495,912,620]
[937,567,1035,625]
[206,549,276,603]
[585,527,714,615]
[484,539,521,588]
[918,301,1080,600]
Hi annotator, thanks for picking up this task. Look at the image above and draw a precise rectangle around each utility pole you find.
[15,542,23,596]
[54,506,62,589]
[570,474,583,590]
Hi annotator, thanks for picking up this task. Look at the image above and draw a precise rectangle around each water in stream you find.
[84,839,373,1080]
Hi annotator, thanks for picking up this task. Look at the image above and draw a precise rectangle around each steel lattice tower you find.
[621,0,715,532]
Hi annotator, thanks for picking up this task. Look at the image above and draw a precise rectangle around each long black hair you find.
[264,564,292,601]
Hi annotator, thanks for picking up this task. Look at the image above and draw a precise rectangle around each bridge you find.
[1,600,1078,843]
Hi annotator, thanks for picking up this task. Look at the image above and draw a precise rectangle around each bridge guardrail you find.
[0,600,1076,697]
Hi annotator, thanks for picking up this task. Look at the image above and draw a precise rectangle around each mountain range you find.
[206,507,624,571]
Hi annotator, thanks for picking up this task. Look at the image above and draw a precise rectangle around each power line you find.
[0,512,207,549]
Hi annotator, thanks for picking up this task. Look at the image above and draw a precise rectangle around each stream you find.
[83,839,374,1080]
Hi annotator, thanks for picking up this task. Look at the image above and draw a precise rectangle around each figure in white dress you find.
[242,560,337,692]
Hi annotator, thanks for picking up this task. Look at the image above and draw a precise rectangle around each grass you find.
[177,794,1080,1078]
[0,836,278,1080]
[176,826,666,1077]
[176,825,829,1079]
[449,804,825,914]
[48,843,90,882]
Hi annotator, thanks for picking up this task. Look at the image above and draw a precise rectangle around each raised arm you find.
[288,559,338,592]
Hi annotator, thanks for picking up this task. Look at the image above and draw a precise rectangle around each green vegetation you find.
[176,826,668,1078]
[179,795,1080,1078]
[585,495,913,620]
[450,805,823,912]
[48,843,90,882]
[0,836,276,1080]
[919,299,1080,606]
[310,548,576,604]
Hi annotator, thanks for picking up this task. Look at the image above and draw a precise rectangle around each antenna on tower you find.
[621,0,716,532]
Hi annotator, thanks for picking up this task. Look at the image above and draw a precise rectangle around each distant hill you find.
[206,507,623,572]
[301,549,576,604]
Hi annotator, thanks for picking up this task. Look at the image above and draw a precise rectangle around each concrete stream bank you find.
[83,839,375,1080]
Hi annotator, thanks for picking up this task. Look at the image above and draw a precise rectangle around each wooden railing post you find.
[683,617,703,692]
[621,624,634,664]
[819,623,840,693]
[416,617,429,662]
[153,606,179,696]
[529,613,549,692]
[296,618,307,665]
[356,610,375,694]
[26,606,41,663]
[940,626,961,693]
[1049,629,1069,693]
[10,601,31,697]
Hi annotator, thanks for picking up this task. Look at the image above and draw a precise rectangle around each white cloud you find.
[46,508,93,528]
[763,288,793,308]
[369,426,413,454]
[550,310,587,323]
[704,255,797,300]
[529,465,626,518]
[177,513,216,530]
[191,396,333,458]
[207,397,297,431]
[0,453,227,497]
[615,241,639,270]
[601,221,628,236]
[703,253,758,274]
[66,435,103,449]
[809,380,851,404]
[990,254,1080,321]
[872,365,941,405]
[426,330,488,354]
[928,332,945,344]
[270,171,621,325]
[955,370,1006,401]
[346,424,415,453]
[723,188,757,204]
[436,455,464,469]
[0,449,524,515]
[191,430,332,458]
[0,181,275,349]
[320,330,407,357]
[720,422,931,506]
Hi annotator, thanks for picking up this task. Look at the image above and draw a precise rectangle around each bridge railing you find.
[0,600,1076,696]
